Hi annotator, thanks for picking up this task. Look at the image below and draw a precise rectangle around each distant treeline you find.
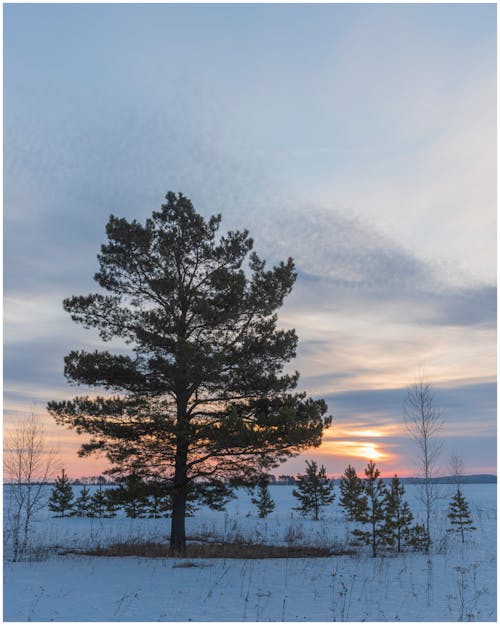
[4,473,496,487]
[273,474,497,485]
[397,474,496,485]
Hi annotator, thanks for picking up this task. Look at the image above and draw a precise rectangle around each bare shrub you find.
[3,413,58,561]
[283,523,305,545]
[404,374,443,544]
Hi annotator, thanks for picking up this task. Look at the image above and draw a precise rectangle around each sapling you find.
[88,486,107,518]
[48,469,74,517]
[292,460,335,520]
[351,461,387,557]
[404,374,443,547]
[448,486,476,543]
[109,474,149,518]
[383,475,414,552]
[251,476,275,518]
[339,464,365,521]
[89,485,117,518]
[146,480,172,518]
[72,485,92,517]
[405,523,431,552]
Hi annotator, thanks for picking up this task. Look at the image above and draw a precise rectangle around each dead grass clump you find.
[172,560,212,568]
[60,540,354,559]
[59,541,169,559]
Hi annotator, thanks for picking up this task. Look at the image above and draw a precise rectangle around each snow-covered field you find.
[3,483,496,621]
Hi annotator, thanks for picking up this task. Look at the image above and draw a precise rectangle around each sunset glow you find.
[323,440,393,462]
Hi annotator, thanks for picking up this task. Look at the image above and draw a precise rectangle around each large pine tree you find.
[47,192,331,553]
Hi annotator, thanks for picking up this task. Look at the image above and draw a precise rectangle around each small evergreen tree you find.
[339,465,365,521]
[448,487,476,543]
[292,460,335,520]
[88,487,106,518]
[110,474,149,518]
[251,476,275,518]
[48,469,74,517]
[104,488,118,517]
[383,475,414,552]
[351,461,387,557]
[193,480,234,512]
[145,480,172,518]
[72,485,92,517]
[89,485,117,518]
[404,522,431,552]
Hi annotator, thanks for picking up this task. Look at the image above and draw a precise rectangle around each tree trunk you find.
[11,513,21,562]
[371,512,376,557]
[170,488,187,555]
[170,394,189,555]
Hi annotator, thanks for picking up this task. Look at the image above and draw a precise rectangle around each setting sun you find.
[322,439,394,464]
[357,442,385,460]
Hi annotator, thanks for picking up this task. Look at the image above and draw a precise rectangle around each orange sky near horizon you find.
[5,404,495,481]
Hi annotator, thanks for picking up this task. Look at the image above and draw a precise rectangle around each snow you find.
[3,483,496,621]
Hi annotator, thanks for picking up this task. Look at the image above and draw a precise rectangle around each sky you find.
[4,3,497,479]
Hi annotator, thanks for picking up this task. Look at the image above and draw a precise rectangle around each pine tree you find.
[339,465,365,521]
[251,476,275,518]
[48,191,331,554]
[292,460,335,520]
[448,487,476,543]
[104,489,119,517]
[88,486,106,518]
[48,469,74,517]
[193,481,234,512]
[351,461,387,557]
[404,523,431,552]
[89,485,117,518]
[383,475,414,552]
[72,485,92,517]
[145,480,172,518]
[109,474,149,518]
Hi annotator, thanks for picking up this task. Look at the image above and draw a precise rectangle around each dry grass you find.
[59,539,354,559]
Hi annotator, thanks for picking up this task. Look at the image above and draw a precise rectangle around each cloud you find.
[311,67,496,287]
[425,285,496,328]
[291,267,496,330]
[323,381,496,438]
